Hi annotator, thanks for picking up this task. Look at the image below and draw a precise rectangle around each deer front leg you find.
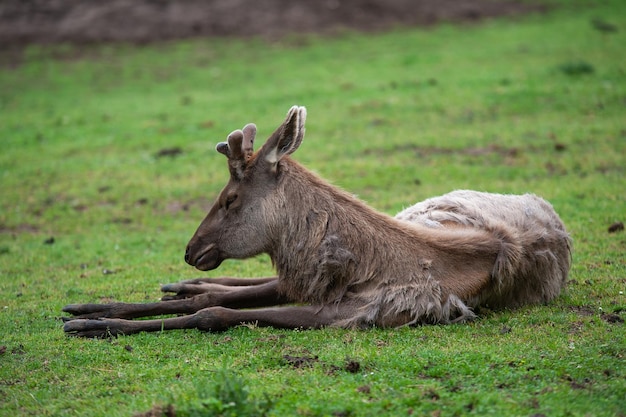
[164,276,278,287]
[63,279,286,320]
[63,304,343,337]
[160,276,278,300]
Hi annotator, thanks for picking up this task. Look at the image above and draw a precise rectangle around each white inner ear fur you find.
[265,147,279,164]
[264,106,306,165]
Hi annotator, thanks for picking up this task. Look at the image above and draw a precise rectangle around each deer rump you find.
[63,106,572,338]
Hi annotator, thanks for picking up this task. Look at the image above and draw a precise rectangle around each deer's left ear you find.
[261,105,307,165]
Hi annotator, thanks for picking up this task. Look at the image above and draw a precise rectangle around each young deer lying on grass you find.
[63,106,572,337]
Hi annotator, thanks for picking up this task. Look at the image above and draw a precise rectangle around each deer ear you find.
[262,106,307,165]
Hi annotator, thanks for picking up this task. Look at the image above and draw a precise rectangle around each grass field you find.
[1,1,625,416]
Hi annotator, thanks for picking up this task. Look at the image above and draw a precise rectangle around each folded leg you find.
[161,276,277,300]
[63,279,288,320]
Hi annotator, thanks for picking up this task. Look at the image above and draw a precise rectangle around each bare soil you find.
[0,0,543,47]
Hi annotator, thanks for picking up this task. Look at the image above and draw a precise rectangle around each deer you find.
[63,105,572,338]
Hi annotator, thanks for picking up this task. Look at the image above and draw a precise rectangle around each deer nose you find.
[184,246,191,264]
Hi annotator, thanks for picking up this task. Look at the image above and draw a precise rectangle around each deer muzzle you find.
[185,243,223,271]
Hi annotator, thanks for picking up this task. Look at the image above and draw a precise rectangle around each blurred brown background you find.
[0,0,541,46]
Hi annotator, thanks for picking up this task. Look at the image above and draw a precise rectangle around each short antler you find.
[216,123,257,180]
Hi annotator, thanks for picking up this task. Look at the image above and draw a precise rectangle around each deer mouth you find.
[192,245,223,271]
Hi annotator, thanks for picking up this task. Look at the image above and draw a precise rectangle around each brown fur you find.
[63,106,572,337]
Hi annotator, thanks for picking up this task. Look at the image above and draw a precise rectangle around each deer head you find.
[185,106,307,270]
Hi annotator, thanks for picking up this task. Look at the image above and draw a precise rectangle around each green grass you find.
[1,1,625,416]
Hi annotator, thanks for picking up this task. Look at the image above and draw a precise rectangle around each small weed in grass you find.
[558,60,595,76]
[140,370,273,417]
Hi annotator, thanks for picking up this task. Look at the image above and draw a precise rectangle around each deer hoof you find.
[160,283,183,293]
[160,282,219,298]
[62,303,117,319]
[63,319,123,338]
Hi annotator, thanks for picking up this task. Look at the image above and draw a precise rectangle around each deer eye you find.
[225,194,238,210]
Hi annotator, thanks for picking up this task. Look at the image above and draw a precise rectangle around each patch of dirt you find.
[0,0,543,48]
[282,354,363,374]
[601,313,624,324]
[345,359,361,373]
[134,404,175,417]
[607,221,624,233]
[282,354,319,369]
[154,147,183,159]
[569,305,595,317]
[363,143,524,164]
[0,223,40,234]
[565,375,593,390]
[357,384,371,394]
